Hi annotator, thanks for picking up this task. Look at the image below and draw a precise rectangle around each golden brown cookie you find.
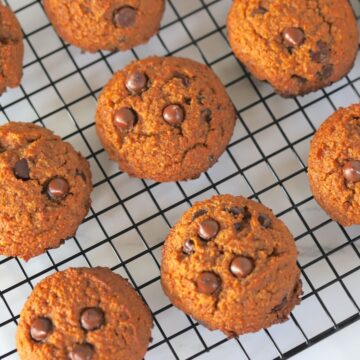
[161,194,302,336]
[227,0,359,97]
[43,0,165,52]
[308,104,360,226]
[0,4,24,94]
[16,267,153,360]
[0,122,92,260]
[96,56,236,182]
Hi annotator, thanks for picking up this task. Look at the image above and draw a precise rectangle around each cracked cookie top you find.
[96,56,236,182]
[16,267,153,360]
[161,195,302,336]
[0,122,92,260]
[308,104,360,226]
[43,0,165,52]
[0,3,24,94]
[227,0,358,97]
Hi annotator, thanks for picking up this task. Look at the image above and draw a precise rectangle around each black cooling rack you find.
[0,0,359,359]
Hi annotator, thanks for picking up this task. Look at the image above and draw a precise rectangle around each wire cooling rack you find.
[0,0,360,359]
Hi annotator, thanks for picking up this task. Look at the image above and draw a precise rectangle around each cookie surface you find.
[16,267,153,360]
[161,195,302,336]
[96,56,236,182]
[43,0,165,52]
[308,104,360,226]
[0,4,24,94]
[0,122,92,260]
[227,0,359,97]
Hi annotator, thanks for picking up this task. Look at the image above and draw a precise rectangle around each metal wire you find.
[0,0,359,359]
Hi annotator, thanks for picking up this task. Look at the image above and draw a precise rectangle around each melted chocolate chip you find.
[113,6,137,28]
[76,169,87,182]
[343,160,360,182]
[226,206,245,217]
[317,64,333,80]
[230,256,254,279]
[272,296,287,312]
[234,222,245,232]
[69,343,94,360]
[46,177,69,201]
[198,219,219,241]
[310,41,330,63]
[13,159,30,180]
[196,272,221,295]
[114,107,137,131]
[163,104,185,126]
[125,71,148,94]
[80,308,105,331]
[183,239,195,255]
[173,72,190,87]
[192,209,207,220]
[251,6,268,16]
[201,109,212,123]
[30,317,53,342]
[258,214,271,228]
[282,27,305,47]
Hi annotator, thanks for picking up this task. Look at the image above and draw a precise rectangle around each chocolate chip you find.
[196,272,221,295]
[173,72,190,87]
[343,160,360,182]
[198,219,219,241]
[114,107,137,131]
[113,6,137,28]
[80,308,105,331]
[192,209,207,220]
[272,296,287,312]
[126,71,148,94]
[163,104,185,126]
[234,222,245,232]
[76,169,86,182]
[13,159,30,180]
[183,239,195,255]
[291,75,307,84]
[227,206,245,217]
[230,256,254,279]
[69,343,94,360]
[46,177,69,200]
[317,64,333,80]
[310,41,330,63]
[30,317,53,342]
[251,6,268,16]
[201,109,212,123]
[282,27,305,47]
[258,214,271,228]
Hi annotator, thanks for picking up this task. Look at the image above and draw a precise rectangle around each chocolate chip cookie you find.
[16,267,153,360]
[0,3,24,94]
[96,56,236,182]
[227,0,359,97]
[0,122,92,260]
[43,0,165,52]
[161,195,302,336]
[308,104,360,226]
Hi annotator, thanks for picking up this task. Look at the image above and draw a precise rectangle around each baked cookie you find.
[96,56,236,182]
[0,4,24,94]
[16,267,153,360]
[227,0,359,97]
[161,195,302,336]
[308,104,360,226]
[0,122,92,260]
[43,0,165,52]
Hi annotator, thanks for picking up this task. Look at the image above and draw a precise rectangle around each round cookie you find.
[227,0,359,97]
[96,56,236,182]
[0,122,92,260]
[0,4,24,94]
[308,104,360,226]
[161,195,302,336]
[16,267,153,360]
[43,0,165,52]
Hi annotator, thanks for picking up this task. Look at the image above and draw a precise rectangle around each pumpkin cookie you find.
[16,267,153,360]
[308,104,360,226]
[227,0,359,97]
[96,56,236,182]
[0,122,92,260]
[0,3,24,94]
[43,0,165,52]
[161,194,302,336]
